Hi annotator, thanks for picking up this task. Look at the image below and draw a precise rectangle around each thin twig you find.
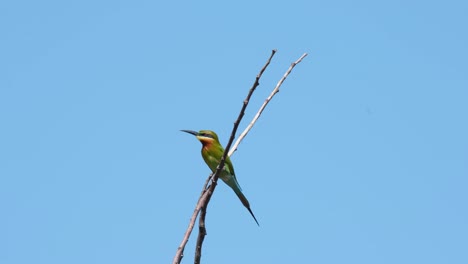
[228,53,308,156]
[193,199,207,264]
[172,50,277,264]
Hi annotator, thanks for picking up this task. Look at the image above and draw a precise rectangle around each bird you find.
[181,129,259,226]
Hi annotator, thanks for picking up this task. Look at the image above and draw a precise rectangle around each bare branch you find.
[193,49,277,264]
[193,198,207,264]
[172,187,209,264]
[172,50,277,264]
[228,53,308,156]
[173,51,307,264]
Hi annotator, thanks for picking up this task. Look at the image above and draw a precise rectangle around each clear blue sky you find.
[1,1,467,263]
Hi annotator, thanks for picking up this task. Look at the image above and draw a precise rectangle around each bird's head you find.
[181,129,220,145]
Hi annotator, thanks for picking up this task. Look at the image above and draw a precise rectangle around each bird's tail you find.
[228,178,260,226]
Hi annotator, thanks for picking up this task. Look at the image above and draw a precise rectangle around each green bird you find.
[181,129,259,226]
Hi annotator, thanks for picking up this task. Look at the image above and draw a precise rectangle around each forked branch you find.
[172,50,307,264]
[172,50,276,264]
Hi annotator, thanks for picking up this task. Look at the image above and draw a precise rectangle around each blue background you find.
[2,0,467,263]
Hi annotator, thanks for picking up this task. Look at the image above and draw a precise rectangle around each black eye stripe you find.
[200,133,213,138]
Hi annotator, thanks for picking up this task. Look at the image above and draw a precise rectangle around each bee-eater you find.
[181,129,259,226]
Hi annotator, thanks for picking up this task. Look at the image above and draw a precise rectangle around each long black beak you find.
[181,130,198,136]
